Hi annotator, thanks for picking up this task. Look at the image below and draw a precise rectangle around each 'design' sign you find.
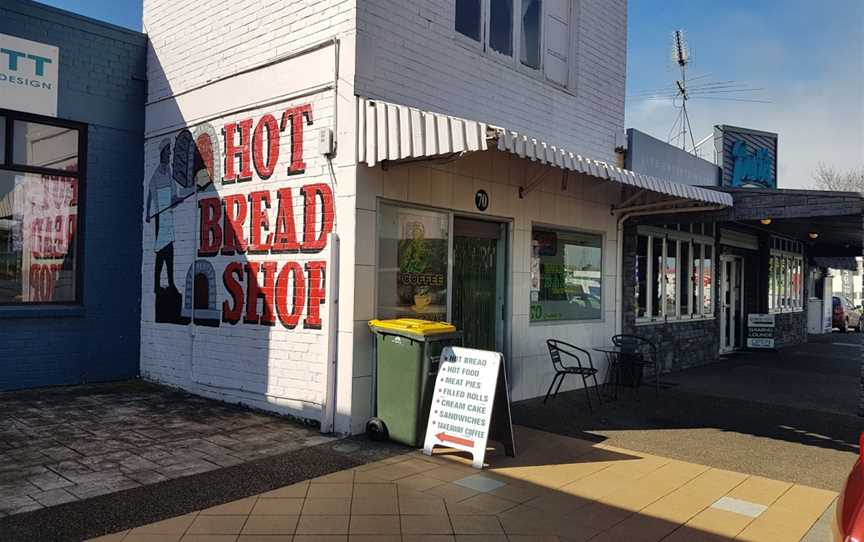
[423,347,515,469]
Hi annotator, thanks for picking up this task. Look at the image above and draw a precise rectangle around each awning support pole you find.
[519,165,555,199]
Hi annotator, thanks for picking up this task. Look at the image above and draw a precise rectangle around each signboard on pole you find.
[0,34,59,117]
[747,313,776,349]
[423,347,515,468]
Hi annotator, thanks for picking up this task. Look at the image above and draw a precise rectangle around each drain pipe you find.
[614,204,725,335]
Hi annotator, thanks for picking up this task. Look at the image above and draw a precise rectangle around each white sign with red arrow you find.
[423,346,514,468]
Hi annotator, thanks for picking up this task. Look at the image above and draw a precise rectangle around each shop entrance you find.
[452,217,506,351]
[720,255,745,353]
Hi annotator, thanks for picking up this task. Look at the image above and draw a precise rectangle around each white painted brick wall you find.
[354,0,627,163]
[143,0,357,102]
[140,72,341,421]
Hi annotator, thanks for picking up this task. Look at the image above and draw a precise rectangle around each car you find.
[833,296,863,333]
[835,433,864,541]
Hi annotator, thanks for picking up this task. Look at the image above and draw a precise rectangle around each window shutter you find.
[544,0,570,86]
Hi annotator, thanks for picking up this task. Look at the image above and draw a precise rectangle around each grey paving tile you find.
[28,471,75,491]
[31,488,79,507]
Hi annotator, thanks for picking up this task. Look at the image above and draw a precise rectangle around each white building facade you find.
[140,0,730,435]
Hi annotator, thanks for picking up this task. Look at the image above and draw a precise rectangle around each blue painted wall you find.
[0,0,146,389]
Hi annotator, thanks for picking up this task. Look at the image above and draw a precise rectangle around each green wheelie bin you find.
[367,318,462,447]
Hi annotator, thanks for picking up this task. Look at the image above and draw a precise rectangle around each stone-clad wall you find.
[620,224,721,373]
[773,312,808,349]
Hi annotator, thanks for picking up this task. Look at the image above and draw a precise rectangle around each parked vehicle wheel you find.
[365,417,388,441]
[841,319,848,333]
[858,318,863,333]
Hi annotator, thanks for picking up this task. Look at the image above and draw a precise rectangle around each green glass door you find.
[452,218,505,351]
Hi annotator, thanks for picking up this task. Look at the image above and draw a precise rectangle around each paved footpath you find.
[83,426,837,542]
[0,381,336,518]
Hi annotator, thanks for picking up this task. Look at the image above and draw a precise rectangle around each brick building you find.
[0,0,146,389]
[2,0,861,433]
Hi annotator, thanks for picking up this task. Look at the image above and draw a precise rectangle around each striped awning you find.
[356,97,733,207]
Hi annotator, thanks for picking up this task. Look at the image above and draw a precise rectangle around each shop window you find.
[455,0,483,42]
[769,236,804,313]
[635,236,648,318]
[0,116,6,161]
[377,203,450,321]
[635,223,715,323]
[12,121,79,171]
[530,227,602,322]
[0,112,83,305]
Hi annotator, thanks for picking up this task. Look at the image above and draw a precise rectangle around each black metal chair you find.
[611,334,661,396]
[544,340,603,411]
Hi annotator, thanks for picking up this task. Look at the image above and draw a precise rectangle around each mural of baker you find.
[146,139,181,322]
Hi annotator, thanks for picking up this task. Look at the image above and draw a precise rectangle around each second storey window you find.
[454,0,574,88]
[456,0,482,42]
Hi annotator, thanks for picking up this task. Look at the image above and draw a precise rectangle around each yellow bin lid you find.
[368,318,457,339]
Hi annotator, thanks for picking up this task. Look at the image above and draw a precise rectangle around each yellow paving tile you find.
[424,465,478,483]
[130,514,198,535]
[120,535,180,542]
[456,493,518,515]
[449,515,504,534]
[294,514,350,535]
[237,535,294,542]
[352,469,392,483]
[401,514,455,534]
[523,491,592,514]
[396,474,447,492]
[352,483,398,499]
[200,496,258,516]
[240,515,299,535]
[401,536,456,542]
[259,481,309,499]
[179,536,239,542]
[350,496,399,515]
[401,497,449,515]
[640,468,749,525]
[485,481,544,503]
[670,507,754,540]
[348,514,401,535]
[424,482,480,504]
[186,515,248,535]
[725,476,792,507]
[771,484,837,513]
[603,454,671,479]
[292,536,348,542]
[312,470,356,484]
[301,498,351,515]
[453,535,508,542]
[124,535,183,542]
[85,531,129,542]
[306,483,353,499]
[348,536,401,542]
[595,483,673,512]
[586,513,679,542]
[250,497,304,515]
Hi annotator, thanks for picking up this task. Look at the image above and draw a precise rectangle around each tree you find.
[813,163,864,193]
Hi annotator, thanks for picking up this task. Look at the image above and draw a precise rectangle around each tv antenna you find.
[670,30,696,152]
[628,29,770,156]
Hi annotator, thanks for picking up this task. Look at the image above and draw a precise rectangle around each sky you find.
[35,0,864,190]
[627,0,864,189]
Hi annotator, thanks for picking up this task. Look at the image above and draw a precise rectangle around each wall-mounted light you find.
[809,232,819,240]
[760,218,772,225]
